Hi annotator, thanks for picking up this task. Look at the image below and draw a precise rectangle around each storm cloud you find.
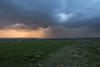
[0,0,100,38]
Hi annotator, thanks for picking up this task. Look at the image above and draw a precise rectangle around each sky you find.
[0,0,100,38]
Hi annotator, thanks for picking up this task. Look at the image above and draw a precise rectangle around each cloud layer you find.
[0,0,100,38]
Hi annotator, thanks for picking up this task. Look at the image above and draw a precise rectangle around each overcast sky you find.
[0,0,100,38]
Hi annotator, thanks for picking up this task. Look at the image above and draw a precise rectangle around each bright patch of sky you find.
[56,13,73,22]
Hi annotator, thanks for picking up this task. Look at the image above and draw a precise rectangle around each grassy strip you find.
[42,41,100,67]
[75,39,100,42]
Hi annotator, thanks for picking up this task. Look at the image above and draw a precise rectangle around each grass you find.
[75,39,100,42]
[43,43,100,67]
[0,40,100,67]
[0,40,68,67]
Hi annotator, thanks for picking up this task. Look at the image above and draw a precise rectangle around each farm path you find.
[75,41,100,46]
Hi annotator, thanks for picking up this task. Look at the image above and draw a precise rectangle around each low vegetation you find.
[0,40,100,67]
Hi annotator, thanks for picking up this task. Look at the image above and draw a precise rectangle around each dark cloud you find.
[44,25,100,38]
[0,0,100,37]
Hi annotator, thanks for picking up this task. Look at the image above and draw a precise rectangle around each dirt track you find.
[75,41,100,46]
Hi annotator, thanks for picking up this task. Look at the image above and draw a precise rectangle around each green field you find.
[0,40,100,67]
[75,39,100,42]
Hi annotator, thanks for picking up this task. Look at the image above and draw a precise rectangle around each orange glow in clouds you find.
[0,29,47,38]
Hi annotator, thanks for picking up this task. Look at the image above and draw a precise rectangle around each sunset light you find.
[0,29,46,38]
